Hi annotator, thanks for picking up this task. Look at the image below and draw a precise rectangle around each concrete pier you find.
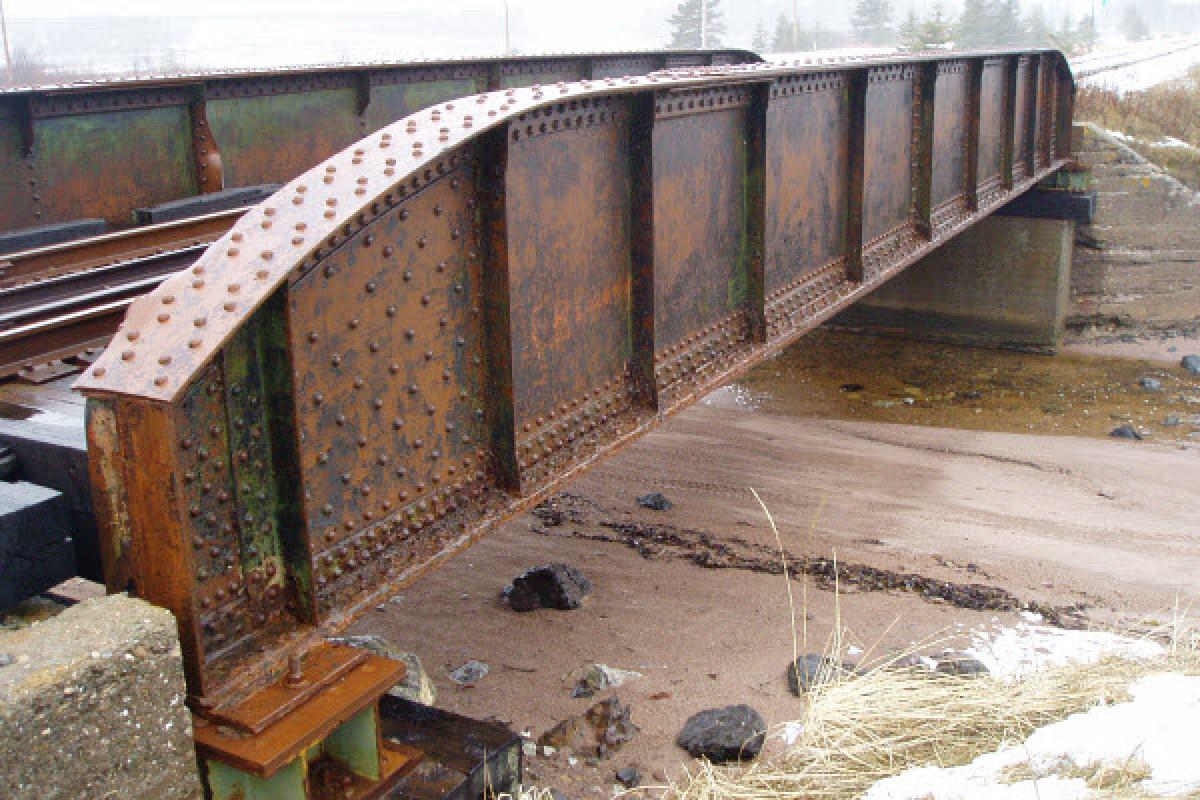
[835,214,1074,350]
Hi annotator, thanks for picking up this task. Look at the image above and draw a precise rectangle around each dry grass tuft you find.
[661,634,1199,800]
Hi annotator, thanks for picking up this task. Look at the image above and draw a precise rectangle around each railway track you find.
[0,210,239,379]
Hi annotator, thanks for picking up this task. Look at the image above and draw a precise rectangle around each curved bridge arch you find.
[76,51,1074,708]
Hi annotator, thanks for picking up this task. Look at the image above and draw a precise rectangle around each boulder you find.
[676,705,766,764]
[504,563,592,612]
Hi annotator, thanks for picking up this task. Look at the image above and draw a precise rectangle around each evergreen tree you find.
[1024,4,1051,48]
[752,17,770,52]
[922,3,953,48]
[993,0,1023,46]
[898,10,922,51]
[772,11,796,52]
[666,0,727,49]
[850,0,895,45]
[1076,12,1097,50]
[1121,6,1151,41]
[957,0,995,49]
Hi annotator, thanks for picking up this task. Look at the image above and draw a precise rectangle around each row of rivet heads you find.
[82,62,859,396]
[765,266,847,330]
[311,450,490,535]
[82,73,658,393]
[654,315,750,385]
[310,473,494,589]
[515,377,637,472]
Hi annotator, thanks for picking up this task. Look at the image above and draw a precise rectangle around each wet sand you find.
[348,332,1200,795]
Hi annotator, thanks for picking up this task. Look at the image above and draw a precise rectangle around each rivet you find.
[121,350,135,361]
[157,313,170,323]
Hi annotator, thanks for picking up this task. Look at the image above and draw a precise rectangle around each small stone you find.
[1138,376,1163,391]
[327,635,437,704]
[539,696,638,758]
[1164,414,1182,427]
[449,659,489,686]
[636,492,672,511]
[574,663,642,697]
[615,766,642,788]
[1109,424,1143,440]
[1181,354,1200,374]
[0,653,12,667]
[840,383,864,392]
[676,705,766,764]
[935,655,989,677]
[505,563,592,612]
[522,741,537,757]
[786,654,853,695]
[651,769,668,783]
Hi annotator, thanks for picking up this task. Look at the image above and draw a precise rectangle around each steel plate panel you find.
[32,107,194,226]
[209,91,362,189]
[765,74,849,294]
[978,60,1006,183]
[931,65,968,208]
[505,99,644,487]
[288,166,501,617]
[863,68,914,243]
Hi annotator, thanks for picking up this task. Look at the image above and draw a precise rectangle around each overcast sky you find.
[3,0,1193,75]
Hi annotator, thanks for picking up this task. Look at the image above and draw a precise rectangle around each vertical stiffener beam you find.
[844,69,867,283]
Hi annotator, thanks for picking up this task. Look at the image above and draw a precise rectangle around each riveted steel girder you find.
[75,50,1074,711]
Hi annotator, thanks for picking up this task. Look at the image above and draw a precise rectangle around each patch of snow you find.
[780,721,804,745]
[862,673,1200,799]
[1150,136,1194,150]
[966,623,1164,681]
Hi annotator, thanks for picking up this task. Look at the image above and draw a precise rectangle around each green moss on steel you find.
[366,79,481,131]
[208,90,360,187]
[0,106,35,230]
[32,108,193,225]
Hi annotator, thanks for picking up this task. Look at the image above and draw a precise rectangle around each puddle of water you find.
[724,329,1200,442]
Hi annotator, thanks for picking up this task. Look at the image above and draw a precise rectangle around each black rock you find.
[840,383,864,392]
[786,654,853,695]
[1138,376,1163,391]
[935,655,989,677]
[1182,354,1200,374]
[504,563,592,612]
[1109,424,1143,440]
[676,705,766,764]
[532,503,565,526]
[636,492,672,511]
[615,766,642,788]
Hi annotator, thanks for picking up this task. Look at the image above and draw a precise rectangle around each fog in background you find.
[2,0,1200,82]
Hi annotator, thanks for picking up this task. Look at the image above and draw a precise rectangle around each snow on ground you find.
[862,673,1200,799]
[1078,38,1200,93]
[966,619,1164,681]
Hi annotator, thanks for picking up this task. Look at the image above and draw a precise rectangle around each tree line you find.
[667,0,1157,55]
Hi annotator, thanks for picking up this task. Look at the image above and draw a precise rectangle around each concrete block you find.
[0,481,75,612]
[0,419,96,578]
[834,215,1073,349]
[0,594,203,800]
[0,418,98,581]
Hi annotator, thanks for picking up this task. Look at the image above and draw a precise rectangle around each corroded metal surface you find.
[0,50,759,236]
[76,50,1075,718]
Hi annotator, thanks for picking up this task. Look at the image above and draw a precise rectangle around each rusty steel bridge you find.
[4,46,1074,799]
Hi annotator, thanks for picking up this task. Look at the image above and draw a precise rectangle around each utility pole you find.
[792,0,798,52]
[504,0,511,56]
[0,0,13,87]
[701,0,708,49]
